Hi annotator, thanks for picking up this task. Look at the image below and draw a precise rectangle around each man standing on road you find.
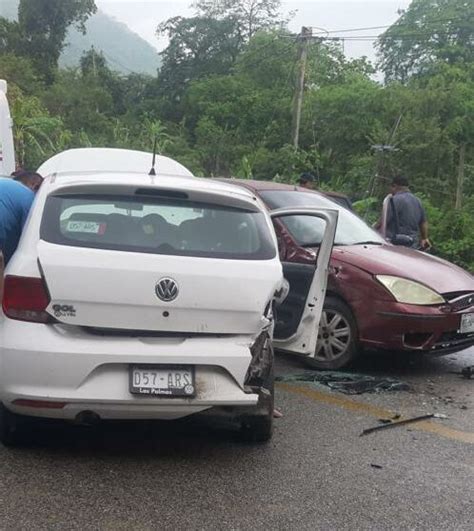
[0,171,43,266]
[385,175,431,250]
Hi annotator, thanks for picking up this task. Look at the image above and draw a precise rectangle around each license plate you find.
[129,366,195,397]
[459,313,474,334]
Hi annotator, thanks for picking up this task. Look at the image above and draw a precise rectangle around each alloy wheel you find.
[315,309,352,362]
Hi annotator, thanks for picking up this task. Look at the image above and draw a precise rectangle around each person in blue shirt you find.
[0,171,43,266]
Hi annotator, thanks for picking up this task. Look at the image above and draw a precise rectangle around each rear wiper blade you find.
[353,241,384,246]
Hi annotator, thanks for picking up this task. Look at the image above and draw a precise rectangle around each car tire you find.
[240,412,273,443]
[0,403,26,447]
[239,365,274,443]
[305,296,359,370]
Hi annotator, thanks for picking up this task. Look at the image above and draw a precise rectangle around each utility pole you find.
[291,27,312,150]
[92,45,97,77]
[455,143,466,210]
[363,115,402,221]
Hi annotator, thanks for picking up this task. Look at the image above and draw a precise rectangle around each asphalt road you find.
[0,347,472,530]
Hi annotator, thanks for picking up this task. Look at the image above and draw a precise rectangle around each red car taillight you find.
[2,275,51,323]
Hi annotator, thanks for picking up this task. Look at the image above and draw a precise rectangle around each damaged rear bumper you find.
[0,320,273,420]
[0,321,274,421]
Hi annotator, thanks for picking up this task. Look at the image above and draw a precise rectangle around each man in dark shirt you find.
[385,175,431,250]
[298,172,317,189]
[0,171,43,266]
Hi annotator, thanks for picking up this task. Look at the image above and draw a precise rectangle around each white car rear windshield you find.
[41,193,276,260]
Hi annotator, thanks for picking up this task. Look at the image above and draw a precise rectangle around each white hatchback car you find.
[0,149,337,445]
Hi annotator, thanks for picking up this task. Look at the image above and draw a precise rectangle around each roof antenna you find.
[148,137,157,176]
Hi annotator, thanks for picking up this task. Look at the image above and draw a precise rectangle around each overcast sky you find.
[96,0,411,63]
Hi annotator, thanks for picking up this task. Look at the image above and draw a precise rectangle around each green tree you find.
[0,0,97,82]
[194,0,287,40]
[80,47,127,113]
[10,92,64,168]
[0,52,41,93]
[377,0,474,82]
[42,69,114,138]
[157,16,242,104]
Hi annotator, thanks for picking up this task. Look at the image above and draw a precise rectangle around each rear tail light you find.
[2,275,51,323]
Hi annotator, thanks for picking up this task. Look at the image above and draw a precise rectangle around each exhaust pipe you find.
[75,410,101,426]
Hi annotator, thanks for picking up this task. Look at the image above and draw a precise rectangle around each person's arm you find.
[419,214,431,250]
[373,195,391,233]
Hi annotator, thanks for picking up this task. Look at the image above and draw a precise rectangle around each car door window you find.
[261,190,384,246]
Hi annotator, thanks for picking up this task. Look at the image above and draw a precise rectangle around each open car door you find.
[270,207,338,358]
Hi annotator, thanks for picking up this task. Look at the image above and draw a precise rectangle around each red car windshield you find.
[261,190,385,247]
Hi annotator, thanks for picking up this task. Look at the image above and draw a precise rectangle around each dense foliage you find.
[0,0,472,269]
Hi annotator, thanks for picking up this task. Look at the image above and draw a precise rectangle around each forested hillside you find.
[0,0,160,74]
[0,0,472,269]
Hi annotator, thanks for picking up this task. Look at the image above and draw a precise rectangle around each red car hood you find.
[333,244,474,295]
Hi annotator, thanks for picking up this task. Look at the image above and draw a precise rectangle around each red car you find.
[223,179,474,369]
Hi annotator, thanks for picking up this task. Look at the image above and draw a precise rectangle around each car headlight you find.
[376,275,445,305]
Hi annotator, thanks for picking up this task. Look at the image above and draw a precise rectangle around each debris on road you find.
[273,408,283,419]
[378,414,401,424]
[370,463,383,469]
[276,371,410,395]
[360,412,447,436]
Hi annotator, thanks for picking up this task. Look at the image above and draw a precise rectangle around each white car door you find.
[270,207,338,358]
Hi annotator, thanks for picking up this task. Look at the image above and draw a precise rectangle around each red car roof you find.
[217,178,350,201]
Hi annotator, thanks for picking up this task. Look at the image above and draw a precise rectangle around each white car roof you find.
[43,172,254,200]
[37,148,258,207]
[38,148,193,178]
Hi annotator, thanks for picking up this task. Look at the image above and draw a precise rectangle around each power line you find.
[280,32,466,45]
[328,30,463,38]
[324,34,461,41]
[101,50,137,75]
[308,16,469,35]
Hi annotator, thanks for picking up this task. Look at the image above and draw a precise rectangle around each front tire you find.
[306,297,359,370]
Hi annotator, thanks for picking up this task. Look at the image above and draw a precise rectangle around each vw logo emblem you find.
[155,278,179,302]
